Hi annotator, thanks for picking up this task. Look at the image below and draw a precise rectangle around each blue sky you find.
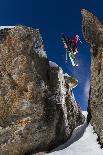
[0,0,103,110]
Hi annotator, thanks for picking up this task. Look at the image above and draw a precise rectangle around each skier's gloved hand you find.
[64,44,68,49]
[74,48,78,55]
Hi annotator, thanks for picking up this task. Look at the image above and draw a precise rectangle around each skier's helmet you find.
[76,35,79,39]
[75,35,79,42]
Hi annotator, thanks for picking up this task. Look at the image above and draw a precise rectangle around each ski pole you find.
[66,50,68,62]
[79,38,82,44]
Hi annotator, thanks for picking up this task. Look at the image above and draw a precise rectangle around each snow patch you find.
[64,73,71,77]
[49,61,58,68]
[0,26,15,30]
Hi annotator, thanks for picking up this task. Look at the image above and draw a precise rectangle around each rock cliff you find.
[81,9,103,146]
[0,26,84,155]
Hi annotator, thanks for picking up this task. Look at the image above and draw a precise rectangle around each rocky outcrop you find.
[64,73,78,89]
[0,26,84,155]
[81,9,103,145]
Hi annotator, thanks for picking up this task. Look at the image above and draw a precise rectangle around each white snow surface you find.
[48,111,103,155]
[0,26,15,30]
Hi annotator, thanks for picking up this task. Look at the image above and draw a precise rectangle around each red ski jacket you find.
[72,36,78,44]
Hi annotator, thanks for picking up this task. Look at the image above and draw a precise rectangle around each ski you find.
[61,33,78,66]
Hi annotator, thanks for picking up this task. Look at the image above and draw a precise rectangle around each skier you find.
[61,34,82,66]
[68,35,79,55]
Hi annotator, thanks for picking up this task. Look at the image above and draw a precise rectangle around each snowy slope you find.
[48,111,103,155]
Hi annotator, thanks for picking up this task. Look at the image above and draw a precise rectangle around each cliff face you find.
[0,26,84,155]
[81,9,103,145]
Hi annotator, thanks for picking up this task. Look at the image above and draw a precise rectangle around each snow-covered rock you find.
[64,73,78,89]
[64,73,70,77]
[0,26,15,30]
[49,61,58,68]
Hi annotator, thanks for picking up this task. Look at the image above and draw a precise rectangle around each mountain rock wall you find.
[0,26,84,155]
[81,9,103,145]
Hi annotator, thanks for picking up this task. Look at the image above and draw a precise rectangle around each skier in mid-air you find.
[61,33,82,66]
